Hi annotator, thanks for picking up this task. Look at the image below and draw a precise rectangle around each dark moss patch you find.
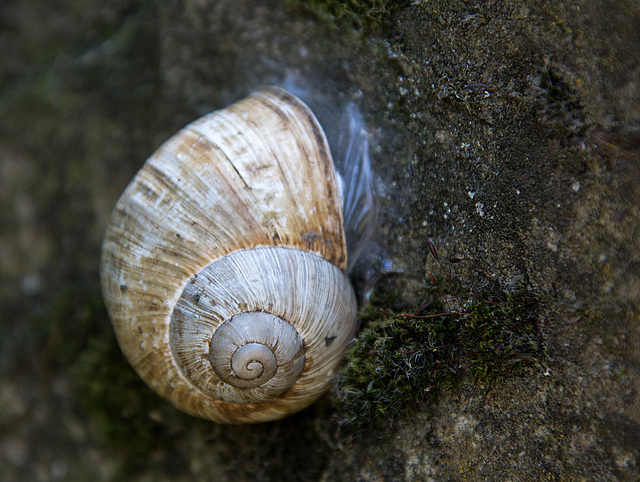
[534,67,588,138]
[335,276,550,433]
[286,0,412,32]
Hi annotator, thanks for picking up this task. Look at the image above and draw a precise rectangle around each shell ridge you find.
[190,105,321,252]
[228,90,346,265]
[145,135,272,262]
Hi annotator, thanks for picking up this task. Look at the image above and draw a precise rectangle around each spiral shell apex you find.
[100,87,359,423]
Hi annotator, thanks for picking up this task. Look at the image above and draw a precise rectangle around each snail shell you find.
[100,87,358,423]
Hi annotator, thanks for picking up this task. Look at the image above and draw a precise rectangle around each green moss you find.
[535,67,587,137]
[335,279,549,432]
[286,0,412,32]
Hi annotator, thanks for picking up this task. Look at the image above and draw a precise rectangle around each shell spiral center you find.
[232,343,275,381]
[208,312,305,392]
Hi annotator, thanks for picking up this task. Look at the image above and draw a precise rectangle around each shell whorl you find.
[169,247,356,407]
[209,313,303,390]
[100,87,358,423]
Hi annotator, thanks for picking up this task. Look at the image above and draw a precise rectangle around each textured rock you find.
[0,0,638,480]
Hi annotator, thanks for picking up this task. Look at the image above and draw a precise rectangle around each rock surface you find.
[0,0,638,480]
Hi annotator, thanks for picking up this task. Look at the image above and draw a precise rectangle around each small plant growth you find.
[286,0,412,32]
[335,241,550,432]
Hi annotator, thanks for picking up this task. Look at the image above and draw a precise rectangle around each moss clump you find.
[286,0,412,32]
[335,280,549,432]
[535,67,587,137]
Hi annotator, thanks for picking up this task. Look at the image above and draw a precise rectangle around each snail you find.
[100,87,370,423]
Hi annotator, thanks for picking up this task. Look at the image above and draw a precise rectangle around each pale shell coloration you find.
[100,87,359,423]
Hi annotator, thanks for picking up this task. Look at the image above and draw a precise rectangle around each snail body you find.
[100,88,358,423]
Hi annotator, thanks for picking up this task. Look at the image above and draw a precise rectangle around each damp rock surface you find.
[0,0,638,480]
